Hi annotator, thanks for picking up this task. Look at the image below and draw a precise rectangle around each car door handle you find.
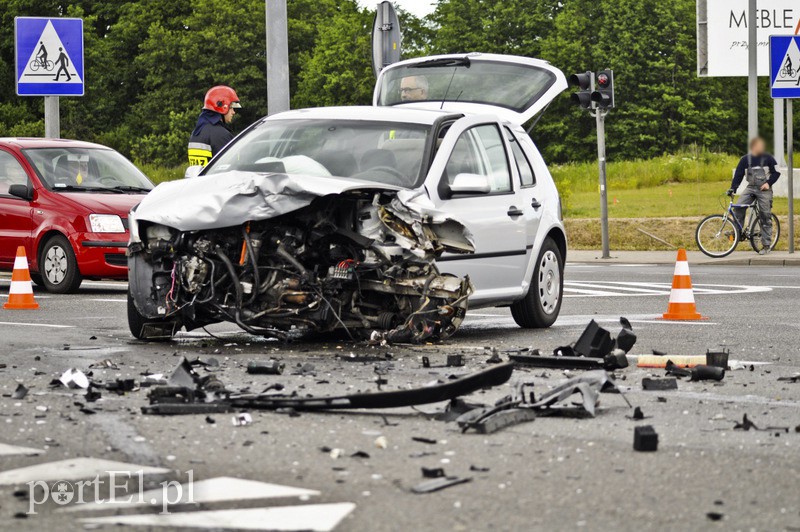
[531,198,542,210]
[507,206,524,218]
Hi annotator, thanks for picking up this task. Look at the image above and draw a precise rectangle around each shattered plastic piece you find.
[446,354,465,367]
[374,436,388,449]
[705,349,729,369]
[777,375,800,383]
[247,360,285,375]
[470,465,490,472]
[552,345,576,357]
[85,386,102,403]
[422,357,431,368]
[232,413,252,426]
[411,437,437,445]
[603,349,629,370]
[733,414,789,433]
[615,317,637,354]
[573,320,614,358]
[485,349,502,364]
[12,384,28,400]
[510,353,604,370]
[411,476,471,494]
[642,377,678,391]
[706,512,724,522]
[169,358,201,388]
[59,368,89,389]
[143,363,513,415]
[458,371,625,433]
[421,467,445,478]
[350,451,370,459]
[633,425,659,452]
[629,406,646,420]
[665,360,725,382]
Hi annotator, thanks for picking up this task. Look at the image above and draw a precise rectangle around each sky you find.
[357,0,437,18]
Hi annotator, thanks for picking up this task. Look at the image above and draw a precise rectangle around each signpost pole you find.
[44,96,59,138]
[747,0,758,142]
[774,99,785,166]
[265,0,290,116]
[596,109,610,259]
[788,99,794,254]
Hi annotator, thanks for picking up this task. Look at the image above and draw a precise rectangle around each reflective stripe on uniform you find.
[188,142,213,167]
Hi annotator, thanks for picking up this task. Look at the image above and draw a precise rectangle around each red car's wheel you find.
[39,235,83,293]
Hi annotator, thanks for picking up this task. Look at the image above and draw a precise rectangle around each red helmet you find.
[203,85,241,114]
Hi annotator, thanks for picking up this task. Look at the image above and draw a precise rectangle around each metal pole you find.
[44,96,59,139]
[747,0,758,142]
[788,99,794,254]
[774,99,785,166]
[596,109,610,259]
[266,0,290,115]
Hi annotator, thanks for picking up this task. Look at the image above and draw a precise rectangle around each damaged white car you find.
[128,53,568,342]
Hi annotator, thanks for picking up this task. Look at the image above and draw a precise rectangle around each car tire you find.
[39,235,82,294]
[511,237,563,329]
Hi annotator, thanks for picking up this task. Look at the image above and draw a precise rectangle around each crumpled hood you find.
[133,171,399,231]
[133,171,472,253]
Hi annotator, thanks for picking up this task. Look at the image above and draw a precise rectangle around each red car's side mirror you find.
[8,184,33,201]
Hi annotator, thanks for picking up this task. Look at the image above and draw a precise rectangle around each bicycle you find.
[695,191,780,258]
[29,57,54,72]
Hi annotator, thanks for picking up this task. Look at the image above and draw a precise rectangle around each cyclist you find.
[36,42,48,69]
[785,56,793,76]
[728,137,780,254]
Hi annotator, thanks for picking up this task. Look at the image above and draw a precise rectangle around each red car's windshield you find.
[23,147,153,192]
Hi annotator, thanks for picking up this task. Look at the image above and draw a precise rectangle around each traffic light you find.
[569,72,594,109]
[591,69,615,109]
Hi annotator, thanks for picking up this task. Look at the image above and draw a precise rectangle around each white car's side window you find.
[505,128,536,188]
[442,124,511,195]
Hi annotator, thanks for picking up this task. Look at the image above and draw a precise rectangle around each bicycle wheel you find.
[749,214,780,252]
[30,59,40,72]
[45,60,54,71]
[696,214,739,258]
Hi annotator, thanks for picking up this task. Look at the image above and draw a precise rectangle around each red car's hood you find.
[56,192,146,216]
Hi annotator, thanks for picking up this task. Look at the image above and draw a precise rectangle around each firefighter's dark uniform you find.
[187,110,233,166]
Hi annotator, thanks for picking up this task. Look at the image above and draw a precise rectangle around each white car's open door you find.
[373,53,567,126]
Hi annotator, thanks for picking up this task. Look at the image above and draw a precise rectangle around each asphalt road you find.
[0,263,799,532]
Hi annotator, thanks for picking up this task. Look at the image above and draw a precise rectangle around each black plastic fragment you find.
[665,360,725,381]
[447,354,465,367]
[633,425,659,451]
[705,349,729,369]
[573,320,614,358]
[247,360,285,375]
[411,476,471,494]
[615,317,637,354]
[412,437,437,445]
[642,377,678,391]
[422,356,430,368]
[11,384,28,400]
[421,467,445,478]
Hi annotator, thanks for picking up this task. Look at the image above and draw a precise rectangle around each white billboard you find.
[698,0,799,77]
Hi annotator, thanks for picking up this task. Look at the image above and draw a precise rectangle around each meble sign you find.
[699,0,800,77]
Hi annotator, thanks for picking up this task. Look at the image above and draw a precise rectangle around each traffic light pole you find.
[595,109,610,259]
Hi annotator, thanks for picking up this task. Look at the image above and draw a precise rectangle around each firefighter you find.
[187,86,241,167]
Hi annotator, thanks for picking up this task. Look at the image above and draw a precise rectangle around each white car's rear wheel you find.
[511,238,563,328]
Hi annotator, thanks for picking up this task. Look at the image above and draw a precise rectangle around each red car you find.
[0,138,153,293]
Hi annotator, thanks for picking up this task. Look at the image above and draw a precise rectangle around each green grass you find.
[138,163,185,184]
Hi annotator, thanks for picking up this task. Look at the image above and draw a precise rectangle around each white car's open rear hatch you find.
[373,53,567,126]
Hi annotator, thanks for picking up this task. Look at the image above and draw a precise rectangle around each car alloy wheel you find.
[538,250,560,315]
[44,244,69,285]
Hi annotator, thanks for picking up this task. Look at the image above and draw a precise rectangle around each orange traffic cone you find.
[4,246,39,310]
[660,248,704,321]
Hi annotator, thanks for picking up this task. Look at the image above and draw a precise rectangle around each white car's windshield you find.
[24,148,153,193]
[205,119,431,188]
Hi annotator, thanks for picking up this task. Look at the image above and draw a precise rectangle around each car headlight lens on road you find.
[89,214,125,233]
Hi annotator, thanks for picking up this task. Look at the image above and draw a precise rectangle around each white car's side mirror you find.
[184,165,203,179]
[450,173,491,195]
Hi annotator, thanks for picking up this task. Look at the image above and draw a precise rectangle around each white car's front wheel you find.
[510,238,563,328]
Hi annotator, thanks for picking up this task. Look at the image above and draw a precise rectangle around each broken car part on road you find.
[128,174,474,344]
[142,361,514,415]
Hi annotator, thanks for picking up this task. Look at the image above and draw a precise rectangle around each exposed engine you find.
[128,191,473,343]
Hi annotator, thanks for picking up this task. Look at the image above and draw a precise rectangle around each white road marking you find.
[463,313,719,327]
[79,502,357,531]
[0,443,45,456]
[63,476,320,512]
[87,298,126,302]
[0,321,74,328]
[563,281,771,298]
[0,458,170,485]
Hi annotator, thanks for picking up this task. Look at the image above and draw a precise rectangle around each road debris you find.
[446,354,465,367]
[11,384,28,400]
[247,360,285,375]
[58,368,89,389]
[733,414,789,433]
[143,362,514,415]
[633,425,659,451]
[642,377,678,391]
[421,467,445,478]
[665,360,725,381]
[457,371,628,434]
[411,476,471,494]
[411,437,437,445]
[232,413,252,426]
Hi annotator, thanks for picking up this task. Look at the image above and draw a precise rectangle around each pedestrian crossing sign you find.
[770,35,800,99]
[15,17,84,96]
